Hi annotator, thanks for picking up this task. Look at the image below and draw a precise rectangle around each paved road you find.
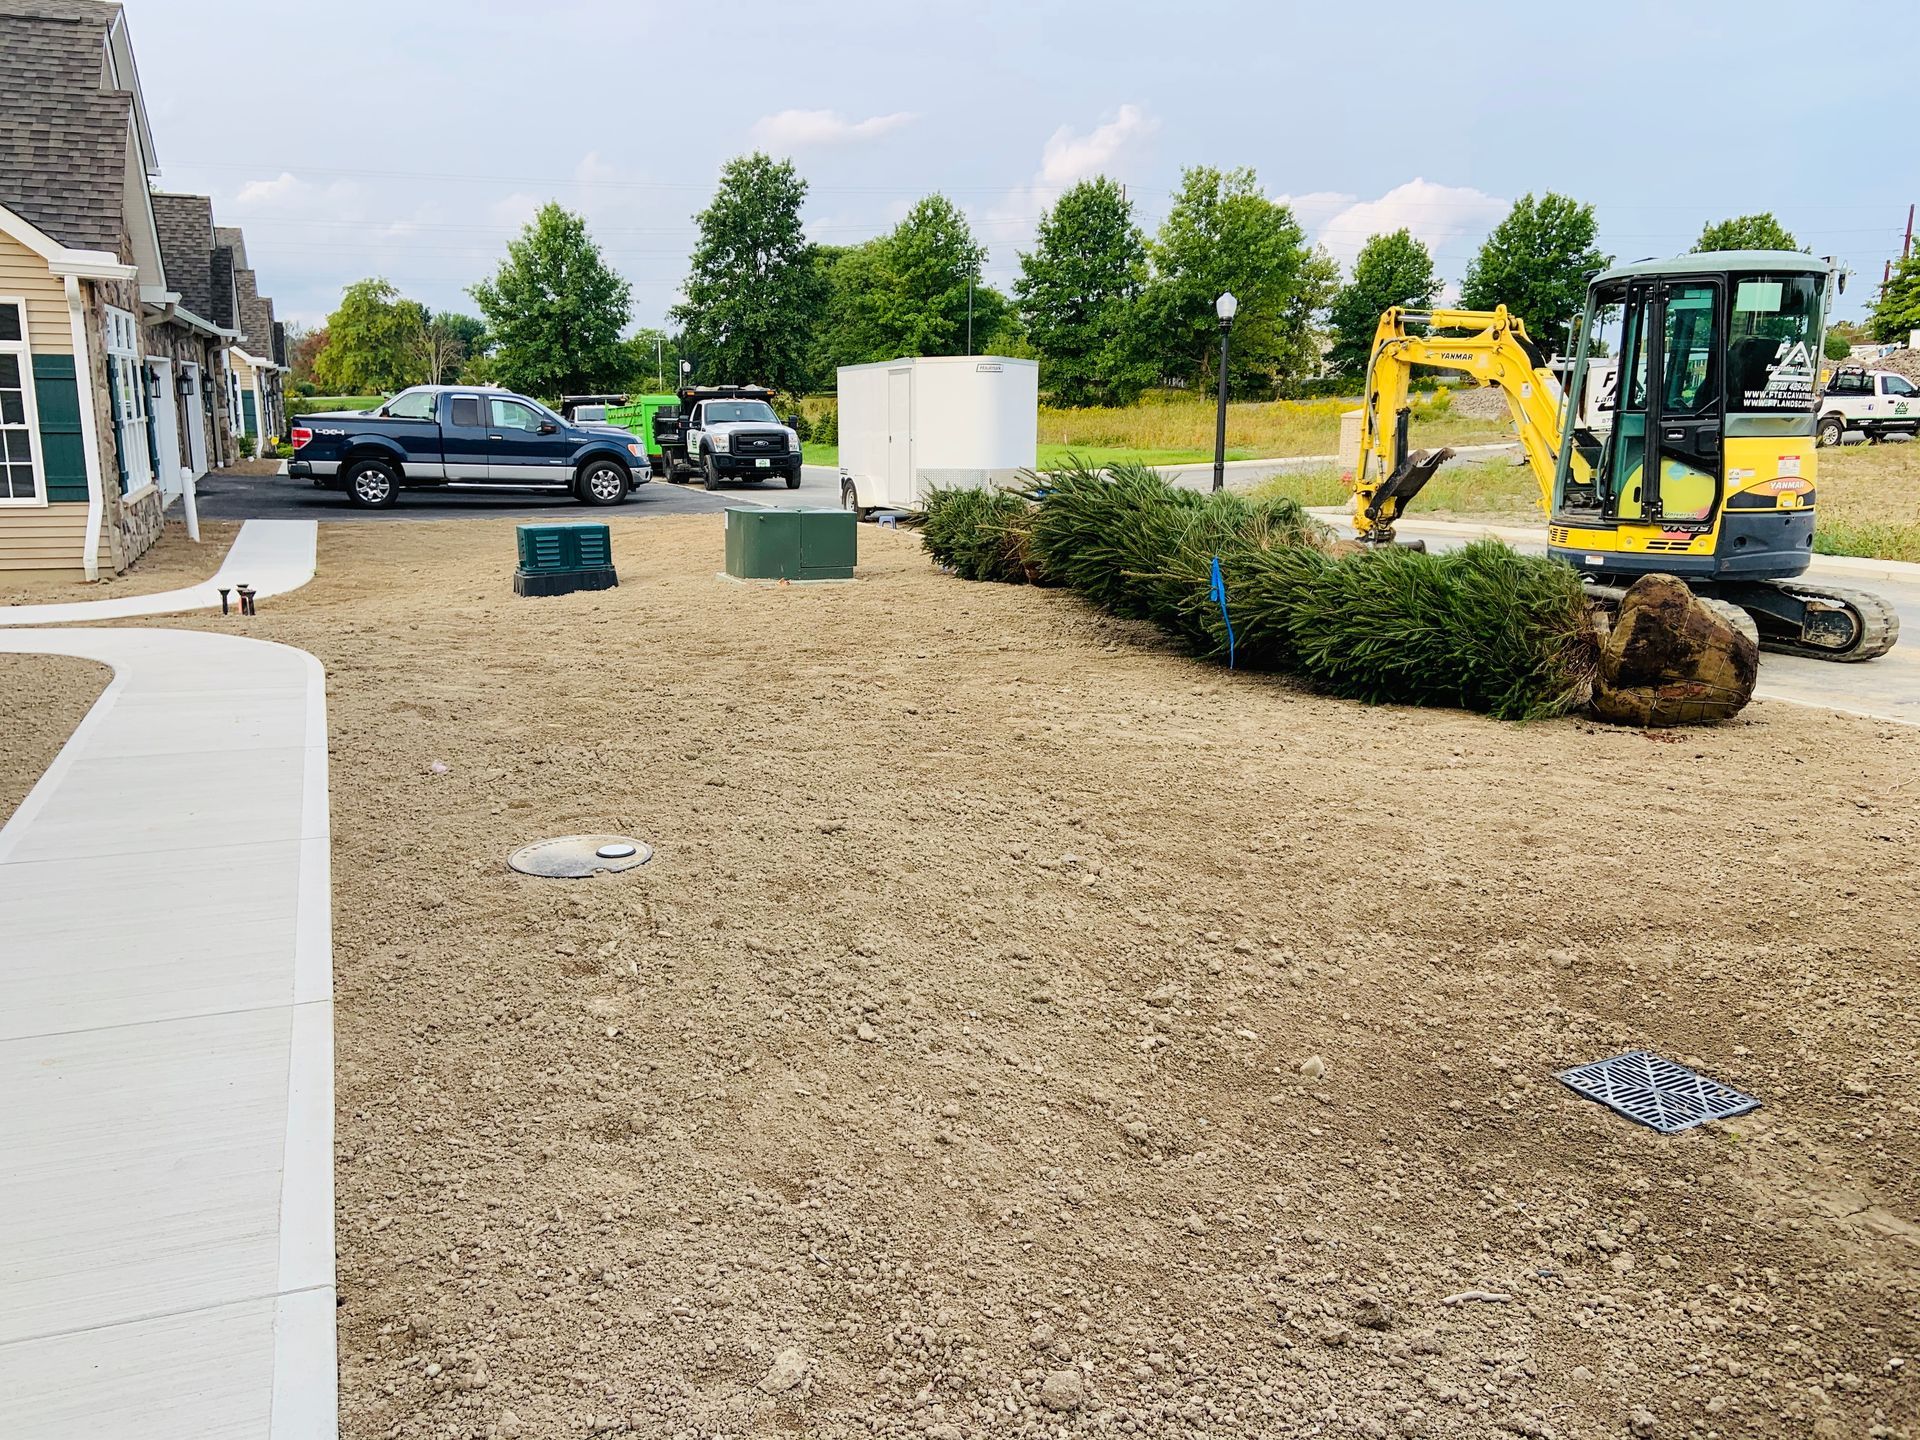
[193,464,848,522]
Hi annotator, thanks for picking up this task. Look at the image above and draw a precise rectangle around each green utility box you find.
[723,508,856,581]
[606,393,677,471]
[515,522,617,596]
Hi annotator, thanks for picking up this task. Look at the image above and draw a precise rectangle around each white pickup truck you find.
[1816,367,1918,445]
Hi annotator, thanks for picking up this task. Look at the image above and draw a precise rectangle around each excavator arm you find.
[1352,306,1588,542]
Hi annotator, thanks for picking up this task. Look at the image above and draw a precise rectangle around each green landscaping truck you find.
[606,394,679,479]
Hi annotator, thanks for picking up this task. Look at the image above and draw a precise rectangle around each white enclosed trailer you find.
[836,356,1038,513]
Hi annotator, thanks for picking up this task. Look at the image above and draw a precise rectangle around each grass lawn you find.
[1034,392,1509,458]
[1255,442,1920,563]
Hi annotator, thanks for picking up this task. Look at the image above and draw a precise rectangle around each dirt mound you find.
[1442,384,1510,421]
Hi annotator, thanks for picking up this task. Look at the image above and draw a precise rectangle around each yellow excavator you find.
[1351,250,1898,660]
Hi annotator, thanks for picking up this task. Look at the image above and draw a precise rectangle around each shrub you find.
[811,400,838,446]
[921,487,1039,583]
[931,462,1600,721]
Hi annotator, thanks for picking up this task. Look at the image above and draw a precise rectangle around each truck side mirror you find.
[785,414,801,430]
[538,420,558,434]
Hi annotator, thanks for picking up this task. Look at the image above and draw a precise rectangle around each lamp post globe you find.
[1212,293,1237,491]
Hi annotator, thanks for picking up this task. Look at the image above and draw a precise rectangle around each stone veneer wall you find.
[83,273,161,574]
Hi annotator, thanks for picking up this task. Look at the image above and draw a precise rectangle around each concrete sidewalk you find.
[0,519,317,626]
[0,628,336,1438]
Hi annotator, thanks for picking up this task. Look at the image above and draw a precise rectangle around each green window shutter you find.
[30,355,90,503]
[242,390,257,435]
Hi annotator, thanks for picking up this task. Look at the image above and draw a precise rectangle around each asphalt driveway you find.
[192,465,847,522]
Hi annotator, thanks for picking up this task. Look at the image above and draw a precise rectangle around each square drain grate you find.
[1557,1050,1760,1135]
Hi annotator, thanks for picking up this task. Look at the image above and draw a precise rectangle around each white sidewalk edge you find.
[0,519,318,627]
[0,629,337,1440]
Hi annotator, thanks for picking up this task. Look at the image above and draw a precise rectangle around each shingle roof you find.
[151,191,216,319]
[235,267,276,358]
[0,1,122,22]
[214,225,249,271]
[0,5,131,253]
[208,242,236,327]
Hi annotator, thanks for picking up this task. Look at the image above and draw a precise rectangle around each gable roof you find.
[214,225,249,271]
[0,3,133,253]
[151,191,217,319]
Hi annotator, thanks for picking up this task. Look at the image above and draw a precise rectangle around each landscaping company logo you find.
[1745,339,1817,411]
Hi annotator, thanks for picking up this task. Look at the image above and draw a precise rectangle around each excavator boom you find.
[1353,306,1575,541]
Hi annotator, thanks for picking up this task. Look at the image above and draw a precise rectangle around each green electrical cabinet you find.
[515,522,617,596]
[724,508,856,581]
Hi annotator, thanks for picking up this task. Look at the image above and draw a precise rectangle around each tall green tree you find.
[1139,166,1318,396]
[1869,251,1920,344]
[1014,177,1153,406]
[823,195,1007,365]
[618,327,673,392]
[312,279,422,394]
[672,154,823,392]
[1459,193,1608,354]
[1325,230,1439,377]
[1694,213,1799,252]
[470,203,631,399]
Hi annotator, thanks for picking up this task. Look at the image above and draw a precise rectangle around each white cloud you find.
[1034,103,1159,193]
[748,109,917,151]
[1281,177,1508,272]
[982,104,1160,279]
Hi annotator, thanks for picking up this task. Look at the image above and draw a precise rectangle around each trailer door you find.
[887,367,912,505]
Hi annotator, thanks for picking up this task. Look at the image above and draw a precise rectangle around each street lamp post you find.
[679,358,692,392]
[1212,292,1237,493]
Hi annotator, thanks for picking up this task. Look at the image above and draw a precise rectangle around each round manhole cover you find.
[508,834,654,878]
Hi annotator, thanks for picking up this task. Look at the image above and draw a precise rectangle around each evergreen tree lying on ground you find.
[919,464,1749,725]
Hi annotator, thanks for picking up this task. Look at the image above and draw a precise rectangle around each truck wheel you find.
[1817,414,1846,447]
[703,454,721,491]
[785,467,802,490]
[576,459,629,506]
[345,458,400,508]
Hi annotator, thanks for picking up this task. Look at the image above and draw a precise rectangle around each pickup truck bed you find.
[289,385,649,507]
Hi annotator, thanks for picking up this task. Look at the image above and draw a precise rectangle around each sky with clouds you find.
[131,0,1909,334]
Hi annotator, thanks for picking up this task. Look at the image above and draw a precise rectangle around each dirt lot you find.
[0,653,108,824]
[142,516,1920,1438]
[0,519,238,606]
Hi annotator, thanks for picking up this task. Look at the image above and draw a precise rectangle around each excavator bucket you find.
[1365,446,1456,525]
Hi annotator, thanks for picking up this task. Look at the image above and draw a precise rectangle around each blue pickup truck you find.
[289,385,648,507]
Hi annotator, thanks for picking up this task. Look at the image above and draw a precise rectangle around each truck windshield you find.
[1726,274,1822,414]
[704,401,778,424]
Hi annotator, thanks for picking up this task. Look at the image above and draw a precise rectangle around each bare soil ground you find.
[0,519,239,606]
[0,653,108,824]
[147,516,1919,1439]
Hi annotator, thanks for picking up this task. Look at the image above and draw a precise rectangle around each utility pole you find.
[656,334,663,390]
[967,276,974,355]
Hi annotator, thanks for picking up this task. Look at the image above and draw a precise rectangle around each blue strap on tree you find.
[1209,555,1236,669]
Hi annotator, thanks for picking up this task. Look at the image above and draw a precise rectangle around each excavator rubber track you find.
[1745,581,1901,663]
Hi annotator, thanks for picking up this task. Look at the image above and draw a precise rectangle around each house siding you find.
[0,503,87,571]
[0,228,73,354]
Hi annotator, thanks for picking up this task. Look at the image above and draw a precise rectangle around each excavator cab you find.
[1551,252,1827,575]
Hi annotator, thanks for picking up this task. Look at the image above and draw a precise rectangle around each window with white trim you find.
[104,305,151,493]
[0,299,44,503]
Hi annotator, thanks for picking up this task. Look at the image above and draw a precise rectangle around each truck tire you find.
[576,458,629,506]
[1817,414,1846,447]
[345,457,400,508]
[785,466,802,490]
[703,453,721,491]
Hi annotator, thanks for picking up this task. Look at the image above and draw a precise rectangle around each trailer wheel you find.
[840,477,865,519]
